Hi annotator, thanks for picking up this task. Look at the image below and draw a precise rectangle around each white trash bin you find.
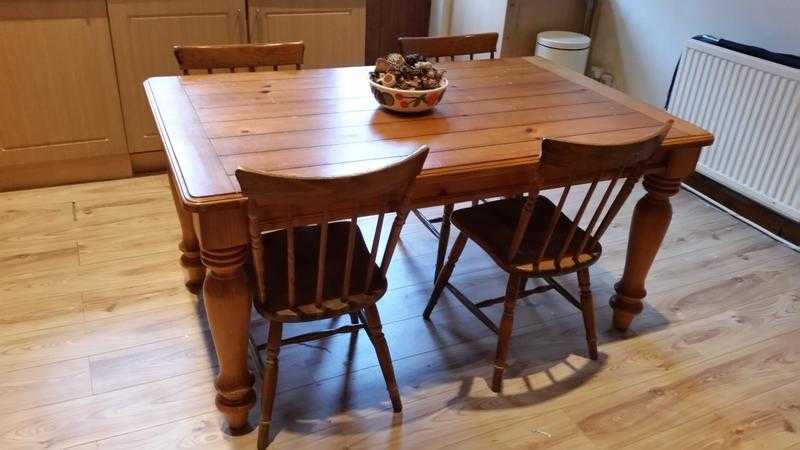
[534,31,591,74]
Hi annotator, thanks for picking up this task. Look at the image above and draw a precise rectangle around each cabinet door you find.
[0,0,130,190]
[250,0,366,69]
[108,0,246,155]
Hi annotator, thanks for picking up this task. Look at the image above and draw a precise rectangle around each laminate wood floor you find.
[0,174,798,449]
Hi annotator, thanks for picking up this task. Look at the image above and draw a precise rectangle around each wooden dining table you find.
[145,55,713,433]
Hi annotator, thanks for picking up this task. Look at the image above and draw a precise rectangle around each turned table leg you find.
[610,173,682,331]
[201,244,255,433]
[195,207,255,433]
[168,173,205,293]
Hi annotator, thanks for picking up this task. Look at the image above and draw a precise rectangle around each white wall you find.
[429,0,452,37]
[590,0,800,107]
[428,0,508,55]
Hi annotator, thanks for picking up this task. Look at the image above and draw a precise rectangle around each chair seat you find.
[451,196,602,274]
[254,222,387,322]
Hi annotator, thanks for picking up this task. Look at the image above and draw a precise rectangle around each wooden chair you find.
[173,42,305,74]
[397,32,500,278]
[423,123,673,392]
[398,32,499,61]
[172,41,307,381]
[236,146,429,449]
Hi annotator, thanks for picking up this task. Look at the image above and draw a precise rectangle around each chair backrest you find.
[507,122,674,266]
[235,146,429,308]
[398,33,499,61]
[173,42,305,74]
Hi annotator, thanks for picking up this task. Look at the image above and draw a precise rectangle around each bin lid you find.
[537,31,591,50]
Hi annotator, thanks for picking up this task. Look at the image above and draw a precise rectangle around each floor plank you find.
[0,371,217,449]
[0,358,92,415]
[0,173,798,449]
[0,292,84,337]
[626,378,800,449]
[565,330,800,448]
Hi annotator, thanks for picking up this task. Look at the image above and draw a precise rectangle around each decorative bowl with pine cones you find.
[369,53,448,113]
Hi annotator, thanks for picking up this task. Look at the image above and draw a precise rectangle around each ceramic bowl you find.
[369,78,448,113]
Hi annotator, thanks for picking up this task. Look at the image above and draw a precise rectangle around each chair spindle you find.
[588,175,640,249]
[575,173,621,256]
[380,210,408,278]
[555,179,599,267]
[249,208,268,303]
[364,213,385,292]
[315,217,329,308]
[341,216,358,301]
[534,185,571,268]
[286,222,295,309]
[507,191,539,261]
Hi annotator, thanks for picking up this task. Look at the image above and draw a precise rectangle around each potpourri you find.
[370,53,446,90]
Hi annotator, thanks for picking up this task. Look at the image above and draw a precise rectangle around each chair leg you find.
[257,321,283,450]
[434,203,455,279]
[363,304,402,412]
[492,274,522,393]
[518,276,527,294]
[423,232,468,320]
[577,269,598,360]
[349,313,359,324]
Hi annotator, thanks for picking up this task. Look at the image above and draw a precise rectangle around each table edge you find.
[149,59,715,212]
[522,56,715,146]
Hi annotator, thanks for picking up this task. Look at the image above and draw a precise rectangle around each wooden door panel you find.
[108,0,246,154]
[251,0,366,69]
[0,0,131,190]
[121,13,237,152]
[0,0,130,188]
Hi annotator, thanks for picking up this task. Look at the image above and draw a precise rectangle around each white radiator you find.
[668,39,800,221]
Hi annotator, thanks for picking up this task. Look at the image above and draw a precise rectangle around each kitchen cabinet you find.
[2,0,581,190]
[1,0,421,188]
[0,0,130,190]
[107,0,246,160]
[248,0,366,69]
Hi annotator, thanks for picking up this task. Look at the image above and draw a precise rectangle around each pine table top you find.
[145,56,713,212]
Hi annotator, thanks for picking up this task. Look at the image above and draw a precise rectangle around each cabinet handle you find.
[255,8,262,42]
[235,8,245,42]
